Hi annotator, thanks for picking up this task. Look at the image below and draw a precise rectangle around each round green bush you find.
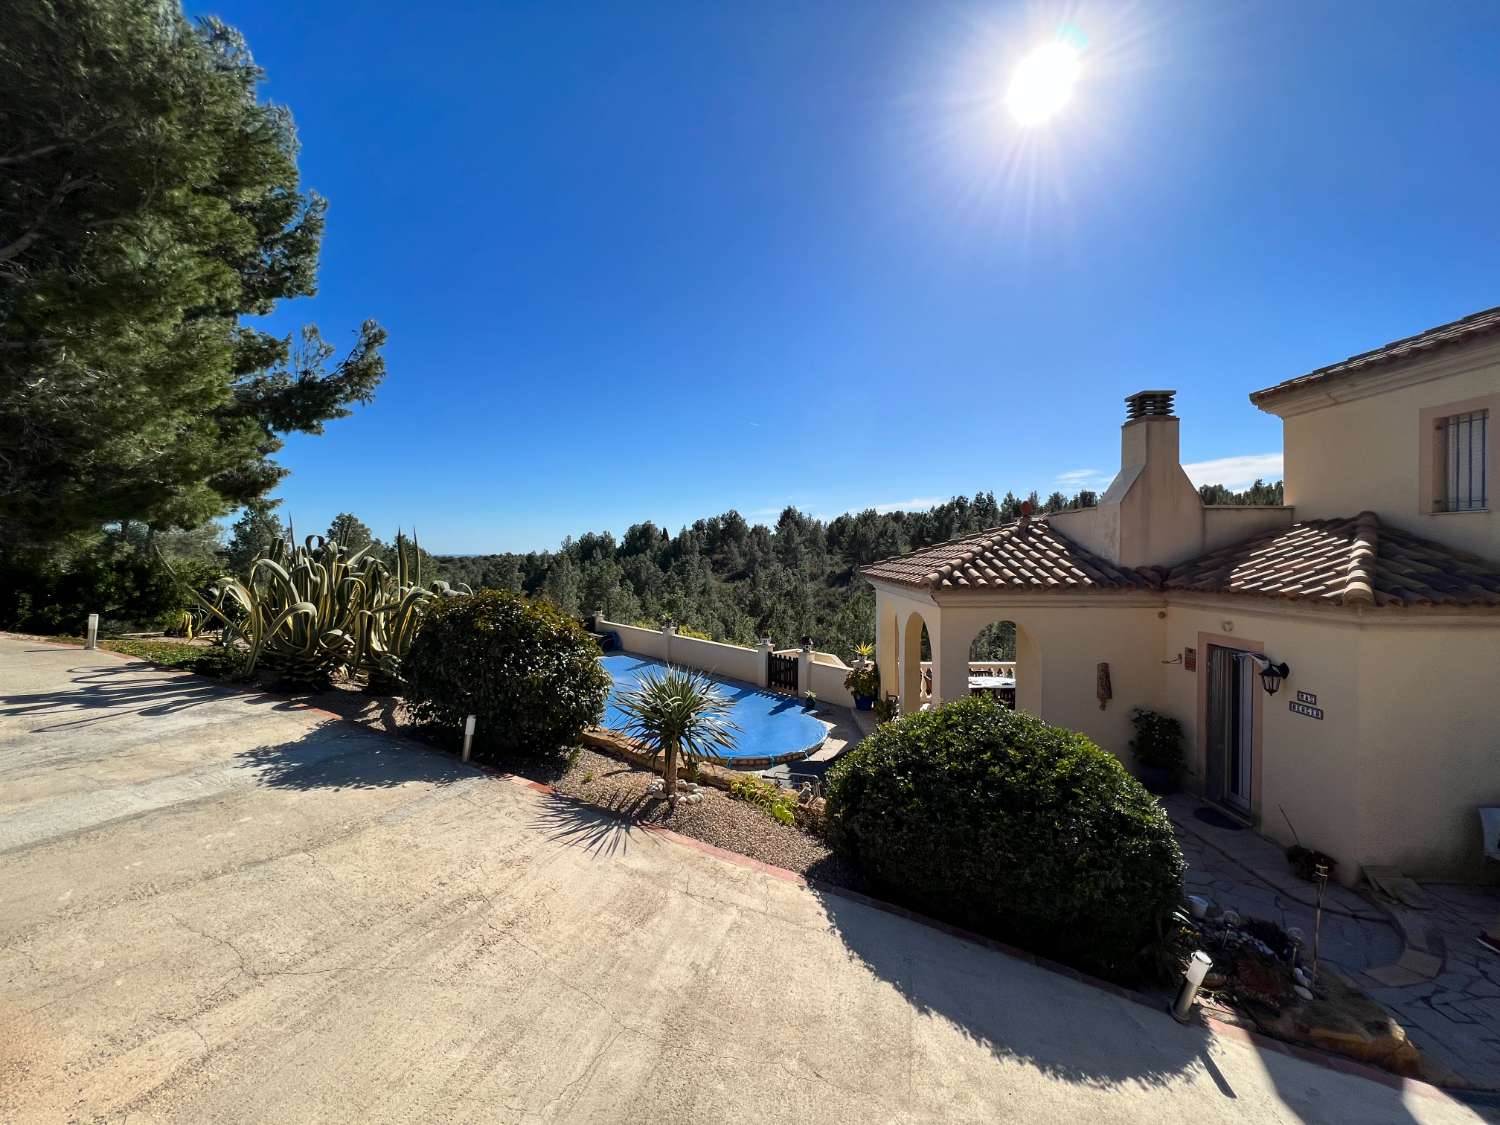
[402,590,611,761]
[824,696,1184,980]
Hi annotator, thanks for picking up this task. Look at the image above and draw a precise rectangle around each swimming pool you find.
[599,653,826,767]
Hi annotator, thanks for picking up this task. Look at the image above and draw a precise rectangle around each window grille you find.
[1438,410,1487,512]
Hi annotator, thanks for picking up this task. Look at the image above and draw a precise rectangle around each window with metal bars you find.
[1437,409,1488,512]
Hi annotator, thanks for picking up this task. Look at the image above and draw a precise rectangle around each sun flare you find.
[1006,42,1081,127]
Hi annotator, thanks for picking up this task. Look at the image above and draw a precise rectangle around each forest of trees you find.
[432,480,1284,663]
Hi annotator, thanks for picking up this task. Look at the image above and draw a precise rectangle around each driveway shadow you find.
[234,723,474,792]
[0,662,334,733]
[800,873,1438,1120]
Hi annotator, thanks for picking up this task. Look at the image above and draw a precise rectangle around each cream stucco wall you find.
[870,580,1166,757]
[872,581,1500,884]
[1267,341,1500,561]
[1161,597,1500,883]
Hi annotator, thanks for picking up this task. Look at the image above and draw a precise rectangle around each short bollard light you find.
[85,614,100,650]
[1171,951,1213,1024]
[462,714,476,763]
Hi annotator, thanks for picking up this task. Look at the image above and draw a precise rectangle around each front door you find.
[1205,645,1254,812]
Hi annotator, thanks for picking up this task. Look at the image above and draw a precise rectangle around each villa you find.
[864,305,1500,885]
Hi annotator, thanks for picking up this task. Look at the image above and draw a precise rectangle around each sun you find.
[1006,42,1081,127]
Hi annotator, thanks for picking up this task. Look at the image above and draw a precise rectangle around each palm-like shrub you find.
[614,666,739,809]
[402,590,611,761]
[825,696,1184,980]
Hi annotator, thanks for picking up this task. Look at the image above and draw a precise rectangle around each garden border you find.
[11,632,1495,1110]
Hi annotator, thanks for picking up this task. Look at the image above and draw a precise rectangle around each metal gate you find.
[767,651,798,694]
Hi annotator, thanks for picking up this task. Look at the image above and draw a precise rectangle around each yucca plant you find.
[613,666,739,810]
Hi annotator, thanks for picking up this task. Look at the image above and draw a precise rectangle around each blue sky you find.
[200,1,1500,553]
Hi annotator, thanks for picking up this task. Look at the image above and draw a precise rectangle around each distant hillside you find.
[434,481,1283,663]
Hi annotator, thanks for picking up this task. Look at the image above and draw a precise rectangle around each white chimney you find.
[1049,390,1207,568]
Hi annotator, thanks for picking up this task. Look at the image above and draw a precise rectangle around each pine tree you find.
[0,3,386,548]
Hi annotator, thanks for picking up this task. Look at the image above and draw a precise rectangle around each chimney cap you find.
[1124,389,1177,421]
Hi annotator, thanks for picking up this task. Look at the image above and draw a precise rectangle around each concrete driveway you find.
[0,637,1485,1124]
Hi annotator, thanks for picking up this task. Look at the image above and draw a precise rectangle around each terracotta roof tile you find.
[1165,512,1500,608]
[860,519,1155,593]
[1251,304,1500,405]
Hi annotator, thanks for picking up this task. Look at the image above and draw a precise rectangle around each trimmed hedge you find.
[402,590,611,761]
[824,696,1184,979]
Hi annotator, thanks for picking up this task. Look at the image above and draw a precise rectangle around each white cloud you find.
[871,496,945,514]
[1181,452,1284,491]
[1055,468,1109,487]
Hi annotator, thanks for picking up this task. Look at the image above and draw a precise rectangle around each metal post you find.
[1171,951,1213,1023]
[462,714,476,763]
[85,614,99,650]
[1312,861,1328,979]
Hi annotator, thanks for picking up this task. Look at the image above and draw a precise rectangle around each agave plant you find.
[613,666,739,810]
[355,530,470,692]
[167,526,467,688]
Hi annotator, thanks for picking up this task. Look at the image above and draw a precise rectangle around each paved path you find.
[0,638,1486,1124]
[1171,794,1500,1089]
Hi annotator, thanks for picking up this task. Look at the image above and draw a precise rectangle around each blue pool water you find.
[599,653,826,767]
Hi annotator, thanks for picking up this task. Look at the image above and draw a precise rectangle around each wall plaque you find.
[1289,701,1323,720]
[1296,690,1318,705]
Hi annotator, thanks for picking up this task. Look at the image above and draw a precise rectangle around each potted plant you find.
[1128,707,1185,795]
[872,694,900,723]
[802,690,818,711]
[844,662,881,710]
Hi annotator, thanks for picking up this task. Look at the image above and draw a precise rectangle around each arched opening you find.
[900,611,932,714]
[968,620,1018,709]
[963,616,1041,714]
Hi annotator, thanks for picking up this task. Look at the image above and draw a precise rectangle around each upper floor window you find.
[1437,409,1488,512]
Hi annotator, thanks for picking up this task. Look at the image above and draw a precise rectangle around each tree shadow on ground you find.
[798,866,1437,1121]
[0,662,318,732]
[234,722,475,792]
[526,792,641,859]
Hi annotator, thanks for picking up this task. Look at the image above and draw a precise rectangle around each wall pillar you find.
[900,614,925,714]
[661,621,675,664]
[797,639,813,698]
[932,623,974,706]
[756,638,773,688]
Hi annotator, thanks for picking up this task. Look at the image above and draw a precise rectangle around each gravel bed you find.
[550,748,863,889]
[299,683,864,890]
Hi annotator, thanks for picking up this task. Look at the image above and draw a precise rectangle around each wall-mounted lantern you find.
[1251,656,1291,695]
[800,635,813,652]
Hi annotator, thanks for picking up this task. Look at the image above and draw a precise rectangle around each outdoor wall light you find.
[800,635,813,651]
[1257,658,1290,695]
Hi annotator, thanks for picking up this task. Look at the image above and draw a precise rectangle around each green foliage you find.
[183,530,453,687]
[843,663,881,700]
[0,536,212,634]
[1128,708,1186,772]
[613,664,739,805]
[824,696,1185,980]
[1199,479,1284,506]
[226,502,288,576]
[327,513,374,552]
[402,590,611,761]
[872,694,900,723]
[0,3,385,547]
[729,775,797,826]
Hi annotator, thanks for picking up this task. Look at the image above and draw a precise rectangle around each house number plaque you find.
[1289,699,1323,720]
